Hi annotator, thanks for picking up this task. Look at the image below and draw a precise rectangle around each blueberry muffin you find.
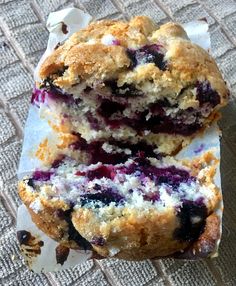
[18,151,222,259]
[33,16,229,156]
[18,16,226,260]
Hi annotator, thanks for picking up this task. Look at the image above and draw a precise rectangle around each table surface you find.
[0,0,236,285]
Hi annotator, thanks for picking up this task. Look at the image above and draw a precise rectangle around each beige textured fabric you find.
[0,0,236,285]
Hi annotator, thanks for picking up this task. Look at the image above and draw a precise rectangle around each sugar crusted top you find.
[39,16,228,106]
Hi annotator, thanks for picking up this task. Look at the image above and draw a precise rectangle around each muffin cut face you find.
[35,17,228,155]
[19,152,221,259]
[33,79,220,137]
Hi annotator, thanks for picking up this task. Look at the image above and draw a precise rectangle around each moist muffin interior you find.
[33,78,220,137]
[25,155,215,246]
[34,17,228,157]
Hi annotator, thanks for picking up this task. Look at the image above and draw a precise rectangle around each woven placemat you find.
[0,1,236,285]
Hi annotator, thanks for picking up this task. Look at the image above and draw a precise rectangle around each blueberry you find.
[51,155,65,168]
[86,112,100,130]
[32,170,53,181]
[127,44,167,70]
[105,80,144,97]
[143,192,160,203]
[83,86,92,93]
[80,188,125,207]
[97,99,126,118]
[32,84,80,107]
[101,102,201,136]
[31,88,46,105]
[156,175,169,184]
[56,209,92,250]
[70,135,160,164]
[90,236,106,246]
[94,184,102,190]
[125,161,193,189]
[86,166,115,180]
[26,178,34,188]
[126,49,137,68]
[134,156,151,167]
[196,81,220,107]
[173,201,207,242]
[17,230,31,245]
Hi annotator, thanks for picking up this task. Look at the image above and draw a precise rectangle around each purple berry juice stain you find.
[194,143,205,154]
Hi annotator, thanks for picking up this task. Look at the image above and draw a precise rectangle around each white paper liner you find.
[34,8,92,82]
[16,8,222,272]
[176,123,222,258]
[182,19,210,52]
[17,205,92,272]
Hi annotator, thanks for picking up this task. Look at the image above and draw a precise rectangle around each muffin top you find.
[39,16,228,106]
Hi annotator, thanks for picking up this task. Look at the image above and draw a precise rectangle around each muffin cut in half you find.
[33,16,229,156]
[34,131,164,167]
[18,151,222,260]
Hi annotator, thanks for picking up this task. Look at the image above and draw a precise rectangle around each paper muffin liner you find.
[16,7,223,272]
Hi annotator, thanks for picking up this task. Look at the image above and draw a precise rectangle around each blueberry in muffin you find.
[33,16,228,156]
[19,152,221,259]
[18,16,227,260]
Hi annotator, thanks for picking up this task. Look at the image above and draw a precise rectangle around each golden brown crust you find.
[151,22,188,40]
[19,145,222,260]
[171,213,221,259]
[18,181,78,249]
[70,152,221,259]
[19,176,221,259]
[39,16,228,106]
[71,208,221,260]
[71,207,189,260]
[35,133,81,166]
[40,16,157,80]
[165,39,228,104]
[192,213,221,256]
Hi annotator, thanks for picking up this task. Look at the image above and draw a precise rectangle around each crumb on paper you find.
[17,230,44,261]
[55,245,70,265]
[61,22,68,34]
